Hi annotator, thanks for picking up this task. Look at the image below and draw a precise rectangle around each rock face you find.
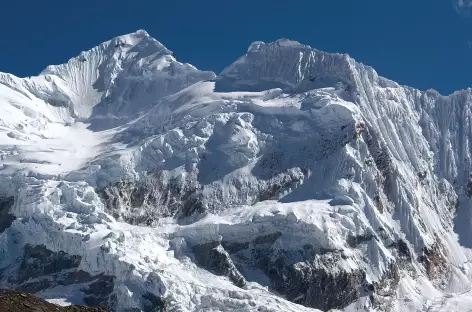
[1,32,472,312]
[192,242,246,288]
[189,232,393,311]
[99,168,306,225]
[99,171,202,224]
[255,249,366,310]
[4,244,115,308]
[0,289,110,312]
[0,197,15,233]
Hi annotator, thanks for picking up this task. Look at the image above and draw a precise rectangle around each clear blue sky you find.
[1,0,471,94]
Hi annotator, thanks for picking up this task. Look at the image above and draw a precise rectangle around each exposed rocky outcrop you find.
[255,169,306,202]
[264,252,365,311]
[192,232,371,311]
[0,196,16,233]
[99,168,306,225]
[141,292,167,312]
[418,239,449,282]
[363,125,394,194]
[3,245,115,308]
[346,233,376,248]
[0,289,110,312]
[99,171,201,225]
[368,262,400,309]
[467,177,472,198]
[392,239,412,263]
[192,242,246,288]
[188,227,408,311]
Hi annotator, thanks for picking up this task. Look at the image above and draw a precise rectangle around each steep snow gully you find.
[1,30,472,311]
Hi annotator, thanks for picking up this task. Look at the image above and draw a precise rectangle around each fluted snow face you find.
[1,32,472,312]
[221,39,354,90]
[1,30,216,122]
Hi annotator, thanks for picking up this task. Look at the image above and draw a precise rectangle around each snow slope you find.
[0,32,472,312]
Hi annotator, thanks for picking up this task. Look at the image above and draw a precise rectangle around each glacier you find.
[0,30,472,312]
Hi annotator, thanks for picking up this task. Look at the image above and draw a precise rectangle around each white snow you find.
[1,30,472,312]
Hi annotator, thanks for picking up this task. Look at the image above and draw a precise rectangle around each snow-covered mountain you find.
[0,30,471,312]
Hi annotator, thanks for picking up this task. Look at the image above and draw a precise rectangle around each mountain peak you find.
[1,30,214,123]
[41,30,168,76]
[246,39,309,53]
[130,29,149,38]
[105,29,151,46]
[221,38,354,91]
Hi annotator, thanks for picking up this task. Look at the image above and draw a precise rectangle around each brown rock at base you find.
[0,289,109,312]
